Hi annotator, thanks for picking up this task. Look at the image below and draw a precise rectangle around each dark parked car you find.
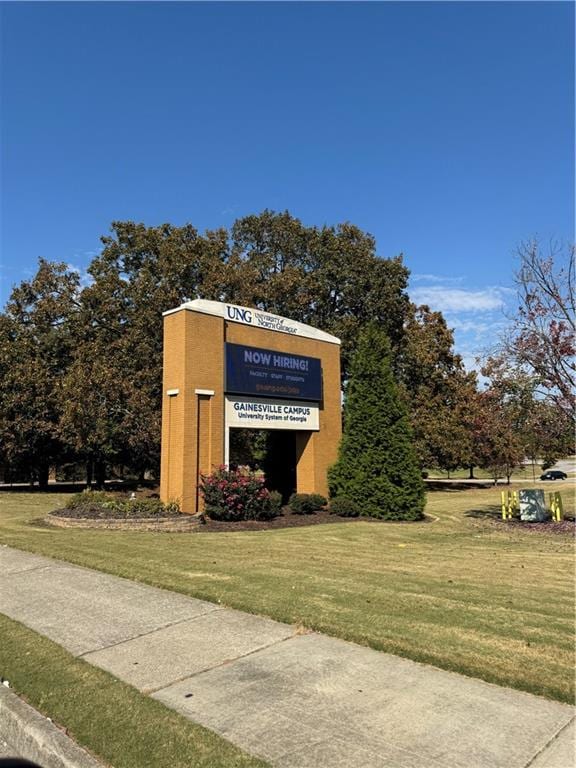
[540,470,568,481]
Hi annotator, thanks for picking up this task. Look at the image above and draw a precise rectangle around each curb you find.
[0,685,105,768]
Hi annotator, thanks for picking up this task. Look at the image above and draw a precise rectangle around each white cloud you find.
[220,204,240,217]
[411,273,464,284]
[407,281,517,371]
[448,317,506,335]
[410,286,511,313]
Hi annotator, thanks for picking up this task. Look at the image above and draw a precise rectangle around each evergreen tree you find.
[328,324,425,520]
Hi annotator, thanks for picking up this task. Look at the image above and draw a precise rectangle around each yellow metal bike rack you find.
[549,492,564,522]
[501,490,519,519]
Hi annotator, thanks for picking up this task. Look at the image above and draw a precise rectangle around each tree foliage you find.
[472,239,575,482]
[0,260,80,485]
[328,325,425,520]
[227,211,410,379]
[501,240,575,419]
[6,214,567,492]
[1,212,412,482]
[475,356,573,482]
[398,304,477,472]
[472,380,527,485]
[60,220,229,479]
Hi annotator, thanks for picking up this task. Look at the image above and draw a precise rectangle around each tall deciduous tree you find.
[0,212,417,483]
[69,212,411,476]
[0,260,80,486]
[523,399,573,473]
[502,240,575,419]
[328,324,425,520]
[472,389,524,484]
[398,305,477,473]
[477,356,573,482]
[228,211,411,380]
[61,221,229,479]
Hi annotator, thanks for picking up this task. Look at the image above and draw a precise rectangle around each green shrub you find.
[288,493,327,514]
[200,466,279,521]
[63,492,181,519]
[162,499,182,515]
[65,490,115,509]
[329,497,361,517]
[266,491,284,519]
[124,498,167,517]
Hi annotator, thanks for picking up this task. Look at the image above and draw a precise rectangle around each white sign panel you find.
[225,395,320,431]
[163,299,340,345]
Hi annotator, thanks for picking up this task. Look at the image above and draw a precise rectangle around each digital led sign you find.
[225,343,322,402]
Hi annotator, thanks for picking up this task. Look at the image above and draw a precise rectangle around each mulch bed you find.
[47,505,429,532]
[46,496,434,531]
[47,504,349,528]
[490,518,575,537]
[196,507,356,532]
[196,507,433,532]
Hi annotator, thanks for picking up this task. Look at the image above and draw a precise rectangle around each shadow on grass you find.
[425,481,495,493]
[464,506,502,519]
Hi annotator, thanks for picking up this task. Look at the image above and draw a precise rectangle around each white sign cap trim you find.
[163,299,340,345]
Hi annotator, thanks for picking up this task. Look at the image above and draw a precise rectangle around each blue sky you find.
[1,1,574,368]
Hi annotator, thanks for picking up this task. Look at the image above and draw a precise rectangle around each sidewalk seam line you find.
[0,564,55,578]
[522,715,575,768]
[78,608,223,657]
[147,632,296,694]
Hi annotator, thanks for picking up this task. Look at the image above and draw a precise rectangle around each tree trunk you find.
[86,461,93,489]
[37,462,49,491]
[94,460,106,490]
[468,465,475,479]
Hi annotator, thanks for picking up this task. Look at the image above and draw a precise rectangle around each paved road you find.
[0,545,573,768]
[552,457,576,476]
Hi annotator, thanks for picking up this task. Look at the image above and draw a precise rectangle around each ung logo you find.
[226,305,253,324]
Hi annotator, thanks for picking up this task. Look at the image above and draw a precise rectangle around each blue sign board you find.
[226,343,322,402]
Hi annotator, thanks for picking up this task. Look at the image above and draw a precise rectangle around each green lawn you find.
[0,484,574,704]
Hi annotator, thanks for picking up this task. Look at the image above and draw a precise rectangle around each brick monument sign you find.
[160,300,341,514]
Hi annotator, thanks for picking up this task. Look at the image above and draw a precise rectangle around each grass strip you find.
[0,613,268,768]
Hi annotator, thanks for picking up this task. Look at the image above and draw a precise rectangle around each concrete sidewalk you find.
[0,545,573,768]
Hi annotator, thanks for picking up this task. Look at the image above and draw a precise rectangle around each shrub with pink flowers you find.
[200,466,282,521]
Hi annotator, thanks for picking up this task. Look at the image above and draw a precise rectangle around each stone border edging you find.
[45,514,201,532]
[0,685,105,768]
